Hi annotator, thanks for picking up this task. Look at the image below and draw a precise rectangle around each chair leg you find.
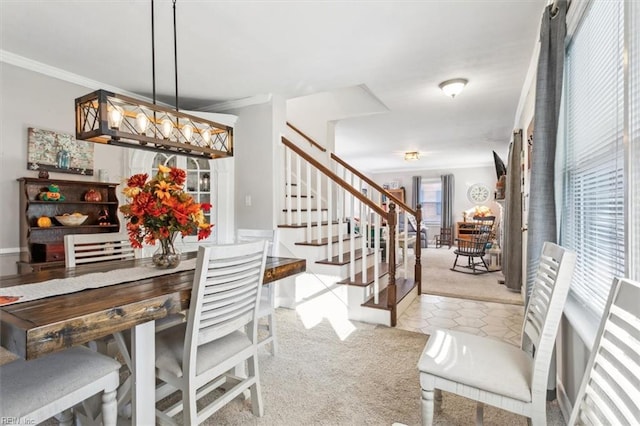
[268,313,278,355]
[248,353,264,417]
[102,388,118,426]
[475,402,484,426]
[421,387,435,426]
[57,409,73,426]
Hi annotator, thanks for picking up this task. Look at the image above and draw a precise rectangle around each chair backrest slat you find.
[523,243,576,402]
[64,233,138,267]
[569,277,640,426]
[237,228,277,255]
[184,241,268,373]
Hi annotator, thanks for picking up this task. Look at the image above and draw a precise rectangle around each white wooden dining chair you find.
[568,277,640,425]
[237,228,279,355]
[418,242,576,425]
[64,232,184,417]
[0,346,120,426]
[154,241,268,424]
[64,232,137,266]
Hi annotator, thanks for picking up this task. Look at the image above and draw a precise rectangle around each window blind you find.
[561,0,625,315]
[630,1,640,281]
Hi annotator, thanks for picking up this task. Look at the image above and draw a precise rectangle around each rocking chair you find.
[451,216,495,274]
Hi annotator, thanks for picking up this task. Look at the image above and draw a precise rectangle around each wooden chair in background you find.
[434,227,453,249]
[419,242,576,425]
[450,216,495,274]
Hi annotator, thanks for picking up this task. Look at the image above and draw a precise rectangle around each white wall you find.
[371,165,500,225]
[228,96,286,231]
[0,62,127,275]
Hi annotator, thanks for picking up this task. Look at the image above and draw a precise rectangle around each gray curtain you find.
[503,130,523,291]
[412,176,421,209]
[526,0,567,301]
[441,174,454,230]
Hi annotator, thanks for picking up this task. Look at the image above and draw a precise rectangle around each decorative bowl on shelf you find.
[55,214,88,226]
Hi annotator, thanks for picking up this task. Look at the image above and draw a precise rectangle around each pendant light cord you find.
[173,0,179,112]
[151,0,156,105]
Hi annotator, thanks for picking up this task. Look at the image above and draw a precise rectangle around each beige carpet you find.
[4,308,565,425]
[421,247,523,305]
[183,309,563,425]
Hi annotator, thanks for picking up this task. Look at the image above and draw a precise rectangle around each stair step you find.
[295,234,360,247]
[361,278,417,310]
[286,194,314,198]
[278,220,344,229]
[316,248,373,266]
[336,263,390,286]
[282,208,328,212]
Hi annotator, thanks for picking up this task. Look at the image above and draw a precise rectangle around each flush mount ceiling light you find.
[74,0,233,159]
[404,151,420,161]
[438,78,468,98]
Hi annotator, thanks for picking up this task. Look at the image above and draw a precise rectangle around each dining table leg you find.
[131,320,155,425]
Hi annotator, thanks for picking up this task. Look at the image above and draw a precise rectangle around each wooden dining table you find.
[0,252,305,425]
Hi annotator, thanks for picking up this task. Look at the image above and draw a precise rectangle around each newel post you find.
[387,203,397,326]
[415,204,422,294]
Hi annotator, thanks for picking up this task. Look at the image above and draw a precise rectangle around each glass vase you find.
[152,236,181,269]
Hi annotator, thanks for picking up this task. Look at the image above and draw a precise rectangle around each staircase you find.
[275,123,422,327]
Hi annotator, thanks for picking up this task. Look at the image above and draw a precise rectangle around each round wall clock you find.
[467,183,490,204]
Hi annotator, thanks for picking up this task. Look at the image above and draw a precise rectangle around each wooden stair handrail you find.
[286,122,327,152]
[282,137,386,217]
[331,153,416,216]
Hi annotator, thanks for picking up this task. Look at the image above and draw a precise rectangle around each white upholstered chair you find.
[568,277,640,425]
[418,242,576,425]
[237,228,279,354]
[0,346,120,426]
[154,241,268,424]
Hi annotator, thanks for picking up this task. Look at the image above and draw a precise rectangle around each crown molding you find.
[0,49,154,102]
[196,93,273,112]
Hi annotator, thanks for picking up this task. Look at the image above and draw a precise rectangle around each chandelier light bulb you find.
[108,106,124,130]
[201,129,211,146]
[182,124,194,142]
[160,118,174,139]
[135,112,149,133]
[438,78,468,98]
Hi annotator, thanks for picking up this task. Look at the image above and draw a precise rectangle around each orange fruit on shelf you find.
[37,216,52,227]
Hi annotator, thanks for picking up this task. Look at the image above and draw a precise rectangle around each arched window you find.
[151,153,216,244]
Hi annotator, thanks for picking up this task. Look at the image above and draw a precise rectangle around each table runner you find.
[0,258,197,306]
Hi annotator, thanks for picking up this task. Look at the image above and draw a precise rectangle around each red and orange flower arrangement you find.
[120,165,213,267]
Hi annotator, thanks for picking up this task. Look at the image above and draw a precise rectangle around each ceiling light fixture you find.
[74,0,233,159]
[438,78,468,98]
[404,151,420,161]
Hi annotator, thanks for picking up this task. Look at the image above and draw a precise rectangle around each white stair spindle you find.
[338,184,344,263]
[296,154,302,225]
[360,192,367,284]
[306,162,312,243]
[350,173,356,282]
[374,213,381,305]
[327,174,333,260]
[316,169,322,245]
[286,148,292,225]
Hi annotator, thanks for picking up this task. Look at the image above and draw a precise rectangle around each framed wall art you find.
[27,127,94,176]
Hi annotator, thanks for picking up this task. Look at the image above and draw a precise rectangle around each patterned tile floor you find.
[396,294,524,346]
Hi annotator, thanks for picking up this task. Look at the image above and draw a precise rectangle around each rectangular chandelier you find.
[75,89,233,159]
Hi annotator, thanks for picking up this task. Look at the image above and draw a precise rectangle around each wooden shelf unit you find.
[18,177,121,273]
